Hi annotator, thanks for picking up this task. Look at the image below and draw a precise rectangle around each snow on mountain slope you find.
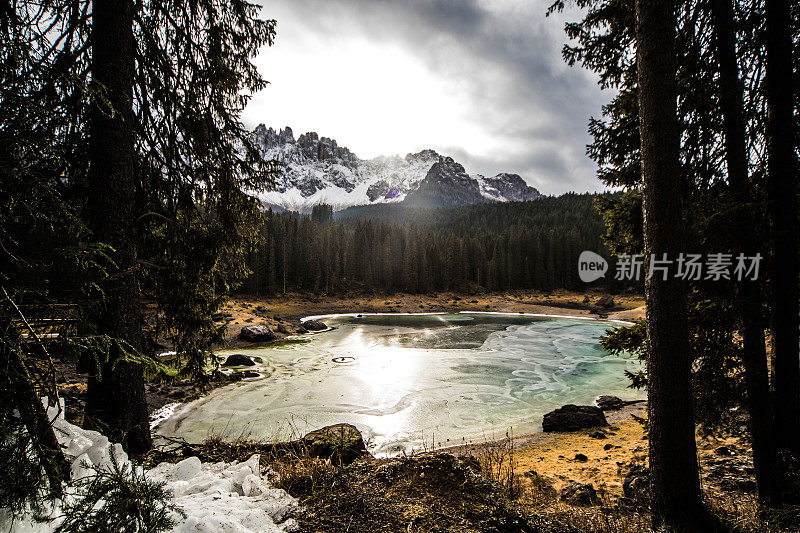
[252,125,541,213]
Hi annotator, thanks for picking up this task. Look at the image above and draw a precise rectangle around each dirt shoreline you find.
[442,403,649,497]
[217,289,645,348]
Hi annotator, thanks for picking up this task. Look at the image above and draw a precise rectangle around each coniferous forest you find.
[241,195,630,295]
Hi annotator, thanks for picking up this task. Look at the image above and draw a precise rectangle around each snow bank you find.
[0,400,299,532]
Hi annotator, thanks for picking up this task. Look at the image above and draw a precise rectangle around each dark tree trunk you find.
[634,0,706,529]
[8,347,68,498]
[711,0,781,504]
[84,0,151,454]
[765,0,800,457]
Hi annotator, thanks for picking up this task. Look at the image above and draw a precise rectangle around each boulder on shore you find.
[222,353,256,367]
[238,325,277,343]
[542,404,608,432]
[301,423,368,465]
[303,319,327,331]
[595,395,626,410]
[595,295,615,308]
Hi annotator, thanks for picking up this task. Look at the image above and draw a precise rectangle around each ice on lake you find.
[155,313,641,456]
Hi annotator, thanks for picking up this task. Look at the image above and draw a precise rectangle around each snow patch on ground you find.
[1,399,299,533]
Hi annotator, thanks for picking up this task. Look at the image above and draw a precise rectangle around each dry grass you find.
[143,428,800,532]
[453,429,800,533]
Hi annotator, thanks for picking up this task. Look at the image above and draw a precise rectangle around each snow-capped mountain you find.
[252,125,541,213]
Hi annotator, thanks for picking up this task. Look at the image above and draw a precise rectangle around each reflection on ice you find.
[156,313,640,456]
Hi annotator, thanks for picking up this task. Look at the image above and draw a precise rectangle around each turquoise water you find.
[156,313,640,455]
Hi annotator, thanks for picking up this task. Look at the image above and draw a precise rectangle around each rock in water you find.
[560,482,598,506]
[301,424,368,465]
[238,325,277,342]
[595,395,626,410]
[302,319,327,331]
[222,353,256,367]
[542,405,608,432]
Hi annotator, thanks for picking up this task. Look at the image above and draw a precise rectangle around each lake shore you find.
[218,289,646,348]
[442,402,649,498]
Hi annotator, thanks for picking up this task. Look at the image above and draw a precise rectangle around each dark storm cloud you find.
[259,0,611,194]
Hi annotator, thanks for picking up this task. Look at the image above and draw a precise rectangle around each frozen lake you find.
[155,313,641,455]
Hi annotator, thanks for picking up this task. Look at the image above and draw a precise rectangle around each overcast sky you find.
[243,0,612,195]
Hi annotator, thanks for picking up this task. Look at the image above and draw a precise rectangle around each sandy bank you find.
[219,290,645,347]
[443,403,648,497]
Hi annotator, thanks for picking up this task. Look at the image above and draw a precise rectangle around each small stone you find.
[574,453,589,462]
[589,431,607,439]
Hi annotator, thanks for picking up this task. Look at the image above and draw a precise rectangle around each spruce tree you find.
[634,0,706,527]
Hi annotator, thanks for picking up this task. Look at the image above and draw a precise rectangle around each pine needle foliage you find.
[55,447,183,533]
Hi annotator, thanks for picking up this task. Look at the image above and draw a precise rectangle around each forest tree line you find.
[241,194,632,295]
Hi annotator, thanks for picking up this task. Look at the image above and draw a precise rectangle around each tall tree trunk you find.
[765,0,800,457]
[84,0,151,454]
[711,0,780,503]
[634,0,706,529]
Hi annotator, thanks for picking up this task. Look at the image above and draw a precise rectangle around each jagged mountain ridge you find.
[253,124,541,213]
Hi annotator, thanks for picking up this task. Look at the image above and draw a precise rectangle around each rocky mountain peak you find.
[403,156,484,208]
[251,125,542,213]
[480,173,541,202]
[405,149,440,164]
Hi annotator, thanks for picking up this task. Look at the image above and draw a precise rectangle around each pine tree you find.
[84,0,151,454]
[764,0,800,456]
[711,0,779,502]
[634,0,706,527]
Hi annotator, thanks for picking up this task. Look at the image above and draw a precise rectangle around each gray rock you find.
[222,353,256,367]
[302,319,327,331]
[595,295,615,308]
[301,423,368,465]
[542,405,608,432]
[238,325,277,343]
[595,395,626,410]
[560,482,598,506]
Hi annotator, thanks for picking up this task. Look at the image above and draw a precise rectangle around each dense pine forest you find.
[241,194,630,295]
